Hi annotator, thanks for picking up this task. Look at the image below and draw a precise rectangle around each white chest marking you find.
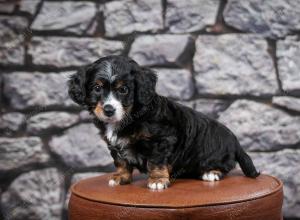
[105,124,129,148]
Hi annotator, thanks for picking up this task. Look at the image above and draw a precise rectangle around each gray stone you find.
[175,99,230,118]
[0,137,49,173]
[0,75,3,104]
[19,0,40,15]
[193,34,277,95]
[155,68,194,100]
[194,99,230,118]
[27,112,80,135]
[250,150,300,218]
[86,18,99,36]
[49,123,113,169]
[224,0,300,39]
[32,2,96,34]
[28,37,123,67]
[129,35,194,66]
[0,112,25,133]
[71,172,105,184]
[103,0,163,37]
[272,96,300,113]
[0,16,28,65]
[79,110,94,122]
[277,36,300,93]
[3,72,76,110]
[165,0,220,33]
[175,100,194,109]
[219,100,300,151]
[1,168,64,220]
[64,172,105,209]
[0,3,15,13]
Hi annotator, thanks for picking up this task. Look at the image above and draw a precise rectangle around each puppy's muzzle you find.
[103,104,116,117]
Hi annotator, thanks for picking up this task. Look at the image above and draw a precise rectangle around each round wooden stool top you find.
[69,172,283,220]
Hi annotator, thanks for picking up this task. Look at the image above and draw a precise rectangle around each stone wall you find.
[0,0,300,219]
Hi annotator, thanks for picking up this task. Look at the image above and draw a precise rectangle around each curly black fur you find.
[68,55,259,180]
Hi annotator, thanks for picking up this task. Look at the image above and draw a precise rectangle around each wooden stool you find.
[69,172,283,220]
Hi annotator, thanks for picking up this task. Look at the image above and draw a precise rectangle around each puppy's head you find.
[68,55,157,124]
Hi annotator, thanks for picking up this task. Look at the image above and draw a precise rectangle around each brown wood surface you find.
[69,172,283,220]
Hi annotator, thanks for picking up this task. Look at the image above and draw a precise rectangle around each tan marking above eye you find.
[115,80,125,89]
[96,80,104,86]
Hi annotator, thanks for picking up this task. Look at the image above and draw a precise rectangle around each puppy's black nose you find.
[103,104,115,117]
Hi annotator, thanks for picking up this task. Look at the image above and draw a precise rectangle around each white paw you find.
[202,172,221,182]
[108,179,118,187]
[147,182,168,190]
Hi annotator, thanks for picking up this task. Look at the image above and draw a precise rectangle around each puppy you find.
[68,55,259,190]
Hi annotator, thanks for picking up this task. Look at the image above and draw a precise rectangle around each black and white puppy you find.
[68,55,259,190]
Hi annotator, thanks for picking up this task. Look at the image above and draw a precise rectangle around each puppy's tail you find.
[235,146,260,178]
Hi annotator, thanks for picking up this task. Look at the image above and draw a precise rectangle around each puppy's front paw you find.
[201,170,223,182]
[147,178,170,190]
[108,174,132,187]
[108,178,119,187]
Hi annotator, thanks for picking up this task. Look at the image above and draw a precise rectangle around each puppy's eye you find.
[94,85,102,92]
[118,86,129,95]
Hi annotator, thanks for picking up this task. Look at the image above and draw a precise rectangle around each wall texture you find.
[0,0,300,219]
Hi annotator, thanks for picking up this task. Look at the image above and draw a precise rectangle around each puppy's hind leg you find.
[201,170,224,182]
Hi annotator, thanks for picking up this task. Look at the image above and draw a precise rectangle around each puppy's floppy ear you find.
[132,63,157,105]
[68,67,87,106]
